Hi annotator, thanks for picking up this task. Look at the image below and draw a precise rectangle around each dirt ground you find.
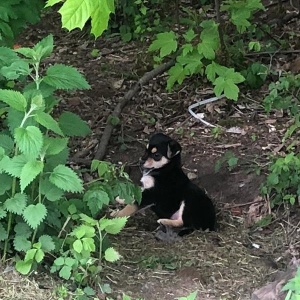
[1,5,300,300]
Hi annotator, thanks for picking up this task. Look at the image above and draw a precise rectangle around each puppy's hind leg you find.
[157,201,185,227]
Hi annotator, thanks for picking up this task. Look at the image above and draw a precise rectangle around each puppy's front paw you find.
[157,218,168,225]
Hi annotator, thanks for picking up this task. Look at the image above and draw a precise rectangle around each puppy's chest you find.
[140,174,155,190]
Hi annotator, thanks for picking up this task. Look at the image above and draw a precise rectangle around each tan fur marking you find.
[157,201,185,227]
[110,204,138,217]
[151,147,157,153]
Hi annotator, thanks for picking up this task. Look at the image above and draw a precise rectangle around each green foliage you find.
[282,267,300,300]
[241,62,268,89]
[215,151,239,172]
[45,0,115,38]
[0,0,44,46]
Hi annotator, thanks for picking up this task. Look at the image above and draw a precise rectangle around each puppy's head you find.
[141,133,181,170]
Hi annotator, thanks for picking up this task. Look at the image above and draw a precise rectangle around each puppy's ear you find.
[167,140,181,158]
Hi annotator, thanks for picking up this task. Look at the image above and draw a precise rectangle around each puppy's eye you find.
[153,153,162,161]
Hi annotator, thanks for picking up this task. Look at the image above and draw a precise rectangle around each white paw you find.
[157,218,167,225]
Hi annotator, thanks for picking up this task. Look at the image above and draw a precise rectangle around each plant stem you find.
[97,223,103,264]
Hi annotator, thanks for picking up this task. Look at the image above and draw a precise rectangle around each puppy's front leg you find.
[157,201,185,227]
[110,203,138,217]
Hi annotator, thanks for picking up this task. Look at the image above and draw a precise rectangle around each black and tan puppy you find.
[112,133,216,234]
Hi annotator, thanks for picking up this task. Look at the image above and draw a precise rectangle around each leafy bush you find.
[0,35,141,289]
[0,0,44,46]
[282,267,300,300]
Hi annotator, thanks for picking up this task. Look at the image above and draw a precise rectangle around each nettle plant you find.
[0,35,141,287]
[148,0,265,100]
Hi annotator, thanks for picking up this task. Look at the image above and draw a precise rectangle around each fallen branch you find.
[94,60,175,160]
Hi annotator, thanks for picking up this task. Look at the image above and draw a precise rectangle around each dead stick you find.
[94,60,175,160]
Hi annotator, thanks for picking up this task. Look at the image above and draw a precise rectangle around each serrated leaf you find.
[43,64,90,90]
[20,160,44,193]
[100,217,127,234]
[23,203,47,229]
[15,47,37,60]
[45,147,69,171]
[79,213,97,226]
[104,247,121,262]
[14,222,32,238]
[49,164,83,193]
[14,235,31,251]
[58,111,91,137]
[4,193,27,215]
[0,223,7,241]
[148,31,178,58]
[0,89,27,111]
[43,137,68,156]
[35,249,44,263]
[0,154,27,178]
[16,259,32,275]
[1,60,31,80]
[59,265,71,280]
[73,239,83,253]
[0,207,7,220]
[14,126,43,160]
[65,257,76,267]
[54,256,65,266]
[34,111,64,136]
[0,134,14,154]
[167,63,186,91]
[39,235,55,252]
[33,34,54,60]
[82,237,95,252]
[0,173,12,195]
[183,29,197,42]
[45,0,62,7]
[7,107,36,134]
[83,189,110,216]
[40,178,64,202]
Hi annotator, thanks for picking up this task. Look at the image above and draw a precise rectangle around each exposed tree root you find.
[94,60,175,161]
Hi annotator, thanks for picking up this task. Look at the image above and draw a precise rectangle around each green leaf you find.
[0,89,27,111]
[54,256,65,266]
[0,207,7,220]
[79,213,97,226]
[14,235,31,252]
[4,193,27,215]
[65,257,76,267]
[148,31,178,58]
[0,154,27,178]
[15,48,37,60]
[73,239,83,253]
[34,111,64,136]
[58,111,91,137]
[33,34,54,60]
[35,249,44,263]
[0,134,14,154]
[104,247,121,262]
[40,178,64,201]
[82,237,95,252]
[1,60,31,80]
[83,189,110,216]
[38,235,55,252]
[45,0,62,7]
[167,63,186,91]
[59,265,72,280]
[100,217,127,234]
[43,137,68,156]
[0,173,12,195]
[23,203,47,229]
[43,64,90,90]
[14,126,43,160]
[183,29,197,42]
[268,173,279,185]
[49,164,83,193]
[14,222,32,238]
[177,51,203,75]
[20,160,44,193]
[16,259,32,275]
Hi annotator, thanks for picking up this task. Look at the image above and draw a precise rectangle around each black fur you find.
[138,133,216,233]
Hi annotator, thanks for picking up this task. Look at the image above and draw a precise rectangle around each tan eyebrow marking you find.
[151,147,157,153]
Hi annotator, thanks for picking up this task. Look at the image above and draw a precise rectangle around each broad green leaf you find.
[31,94,45,111]
[90,0,114,38]
[1,60,31,80]
[23,203,47,229]
[73,239,83,253]
[100,217,127,234]
[14,235,31,252]
[72,224,95,238]
[4,193,27,215]
[83,189,110,216]
[0,47,19,64]
[65,257,76,267]
[0,89,27,111]
[14,126,43,160]
[15,47,37,60]
[79,213,97,226]
[14,222,32,238]
[46,147,69,171]
[58,111,91,137]
[54,256,65,266]
[0,173,12,195]
[33,34,54,60]
[177,51,203,75]
[82,237,95,252]
[0,207,7,219]
[40,178,64,202]
[35,249,44,263]
[148,31,178,58]
[43,64,90,90]
[0,154,27,178]
[7,108,36,134]
[104,247,121,262]
[59,265,72,280]
[49,164,83,193]
[43,137,68,156]
[20,160,44,192]
[34,111,64,136]
[45,0,62,7]
[167,63,185,91]
[183,29,197,42]
[0,134,14,154]
[16,259,32,275]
